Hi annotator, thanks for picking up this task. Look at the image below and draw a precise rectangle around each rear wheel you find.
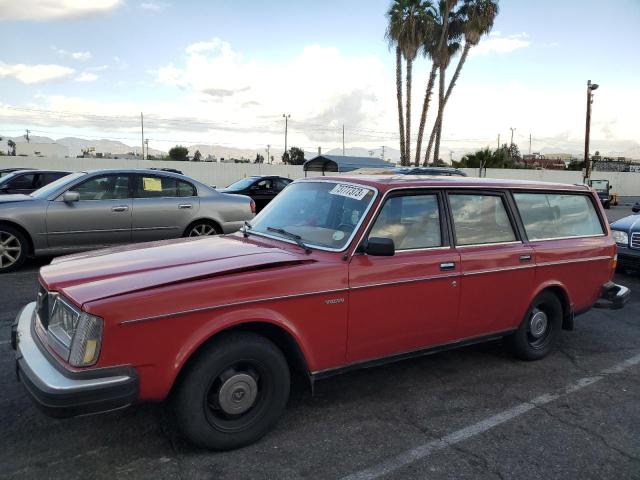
[173,332,290,450]
[185,221,221,237]
[0,226,28,273]
[505,291,562,361]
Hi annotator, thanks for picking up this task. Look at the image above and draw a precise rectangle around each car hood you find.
[0,194,34,203]
[611,214,640,232]
[40,236,311,306]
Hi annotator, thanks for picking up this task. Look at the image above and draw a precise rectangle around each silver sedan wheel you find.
[188,224,217,237]
[0,231,22,269]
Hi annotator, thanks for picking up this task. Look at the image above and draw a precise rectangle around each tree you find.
[287,147,305,165]
[281,151,291,164]
[425,0,498,165]
[193,150,202,162]
[7,139,16,156]
[254,153,265,164]
[386,0,433,165]
[168,145,189,161]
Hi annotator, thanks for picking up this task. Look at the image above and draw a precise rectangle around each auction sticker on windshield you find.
[329,184,370,200]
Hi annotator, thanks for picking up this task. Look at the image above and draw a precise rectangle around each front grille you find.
[631,232,640,250]
[36,284,50,328]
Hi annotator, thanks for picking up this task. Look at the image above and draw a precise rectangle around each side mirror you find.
[364,237,395,256]
[632,204,640,213]
[608,185,613,190]
[62,191,79,203]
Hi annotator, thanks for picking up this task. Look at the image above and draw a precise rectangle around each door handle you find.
[111,205,129,212]
[519,254,532,262]
[178,204,193,209]
[440,262,456,271]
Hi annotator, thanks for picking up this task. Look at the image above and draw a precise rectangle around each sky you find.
[0,0,639,159]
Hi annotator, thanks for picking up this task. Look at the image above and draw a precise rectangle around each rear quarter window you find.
[448,193,516,246]
[513,192,604,240]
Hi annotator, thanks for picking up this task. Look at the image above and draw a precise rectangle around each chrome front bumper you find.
[594,282,631,310]
[12,302,138,417]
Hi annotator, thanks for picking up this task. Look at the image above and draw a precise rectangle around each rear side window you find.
[513,193,604,240]
[369,194,442,250]
[449,193,516,246]
[135,175,177,198]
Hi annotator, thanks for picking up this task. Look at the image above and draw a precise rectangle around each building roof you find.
[303,155,393,173]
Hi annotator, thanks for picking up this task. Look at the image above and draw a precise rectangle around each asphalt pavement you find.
[0,205,639,480]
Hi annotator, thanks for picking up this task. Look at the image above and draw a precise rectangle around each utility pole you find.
[342,125,345,156]
[497,133,500,150]
[145,138,149,159]
[282,114,290,158]
[584,80,599,182]
[140,112,145,160]
[509,127,515,145]
[24,129,30,143]
[266,144,271,164]
[529,133,532,154]
[381,145,385,160]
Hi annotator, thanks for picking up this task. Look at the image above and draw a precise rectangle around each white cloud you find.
[472,32,531,55]
[0,0,122,21]
[71,51,92,61]
[75,72,98,82]
[140,2,169,11]
[0,62,75,84]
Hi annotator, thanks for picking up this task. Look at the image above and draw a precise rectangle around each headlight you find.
[612,230,628,245]
[47,296,103,367]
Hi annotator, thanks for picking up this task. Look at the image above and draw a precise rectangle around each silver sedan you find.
[0,169,254,272]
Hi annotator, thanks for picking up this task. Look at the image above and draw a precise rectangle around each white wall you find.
[2,156,639,198]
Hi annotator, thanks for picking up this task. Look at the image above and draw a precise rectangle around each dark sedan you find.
[218,175,292,212]
[611,213,640,272]
[0,169,71,195]
[0,167,35,178]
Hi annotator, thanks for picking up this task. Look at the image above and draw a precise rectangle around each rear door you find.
[131,174,200,242]
[348,190,461,362]
[46,173,132,248]
[447,190,535,338]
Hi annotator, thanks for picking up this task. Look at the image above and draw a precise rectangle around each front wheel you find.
[185,221,221,237]
[173,332,290,450]
[505,291,562,361]
[0,226,28,273]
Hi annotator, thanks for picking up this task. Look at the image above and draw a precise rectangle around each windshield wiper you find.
[241,221,252,238]
[266,227,312,254]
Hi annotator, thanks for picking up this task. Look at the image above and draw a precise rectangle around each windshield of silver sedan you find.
[30,172,86,199]
[249,181,376,251]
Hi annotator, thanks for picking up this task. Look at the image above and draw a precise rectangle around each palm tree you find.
[7,139,16,156]
[425,0,498,165]
[386,0,432,165]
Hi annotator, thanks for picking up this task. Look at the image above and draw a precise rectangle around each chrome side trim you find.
[395,246,453,253]
[350,272,459,291]
[16,303,132,391]
[456,241,521,248]
[48,228,131,235]
[120,287,350,325]
[537,255,611,267]
[462,264,535,276]
[529,234,606,242]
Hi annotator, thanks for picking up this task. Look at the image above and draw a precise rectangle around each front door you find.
[46,173,132,249]
[447,191,535,338]
[348,191,461,363]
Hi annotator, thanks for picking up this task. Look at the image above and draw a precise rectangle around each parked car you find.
[587,179,617,209]
[610,214,640,271]
[218,175,292,212]
[0,167,35,178]
[12,175,629,450]
[0,169,71,195]
[150,167,184,175]
[0,169,254,272]
[632,202,640,213]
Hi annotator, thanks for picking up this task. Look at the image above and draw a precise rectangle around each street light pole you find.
[282,114,290,159]
[584,80,599,182]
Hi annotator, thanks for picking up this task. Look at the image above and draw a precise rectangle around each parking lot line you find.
[341,352,640,480]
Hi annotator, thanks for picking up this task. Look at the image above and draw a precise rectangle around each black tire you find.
[173,332,290,450]
[505,291,562,361]
[184,220,222,237]
[0,225,28,273]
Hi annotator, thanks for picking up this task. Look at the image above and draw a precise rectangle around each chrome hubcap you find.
[0,231,21,268]
[529,309,548,338]
[217,373,258,415]
[189,224,216,236]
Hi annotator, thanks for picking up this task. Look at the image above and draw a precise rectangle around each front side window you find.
[514,192,604,240]
[135,175,177,198]
[254,179,273,190]
[369,194,442,250]
[250,181,376,250]
[449,193,516,246]
[71,175,130,201]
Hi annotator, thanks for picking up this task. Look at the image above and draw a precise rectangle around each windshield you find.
[225,177,257,190]
[30,172,86,198]
[590,180,609,193]
[250,181,376,251]
[0,172,18,185]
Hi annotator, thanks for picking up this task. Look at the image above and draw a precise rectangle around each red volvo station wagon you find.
[12,175,630,450]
